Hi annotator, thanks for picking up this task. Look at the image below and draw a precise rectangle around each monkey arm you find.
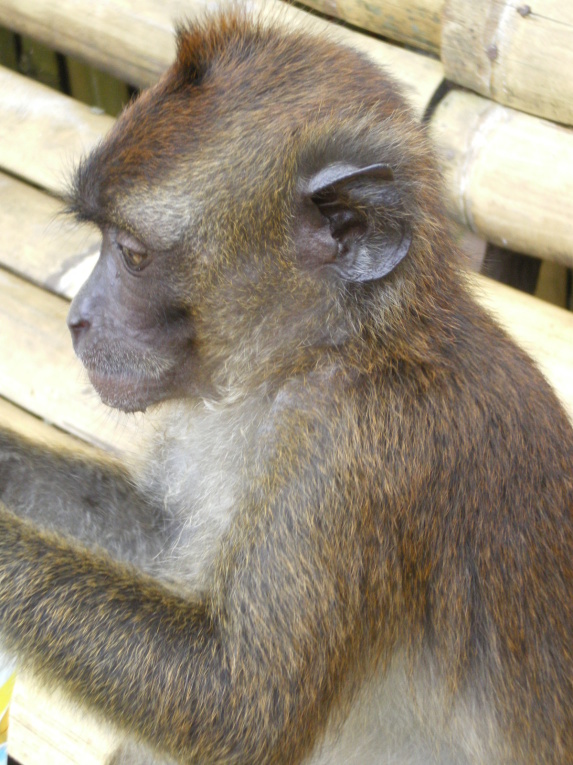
[0,427,166,567]
[0,415,369,765]
[0,508,214,754]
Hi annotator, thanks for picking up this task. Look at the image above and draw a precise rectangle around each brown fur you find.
[0,8,571,765]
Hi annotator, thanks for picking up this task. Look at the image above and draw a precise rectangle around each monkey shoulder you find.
[444,297,573,443]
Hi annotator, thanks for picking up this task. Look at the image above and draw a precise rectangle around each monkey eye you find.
[117,241,149,272]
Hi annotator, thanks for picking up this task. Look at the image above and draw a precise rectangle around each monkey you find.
[0,8,571,765]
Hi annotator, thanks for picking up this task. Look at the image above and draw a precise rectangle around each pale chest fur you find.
[137,397,266,589]
[308,655,500,765]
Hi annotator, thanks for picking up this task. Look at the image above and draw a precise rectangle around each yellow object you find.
[0,664,16,765]
[0,671,15,717]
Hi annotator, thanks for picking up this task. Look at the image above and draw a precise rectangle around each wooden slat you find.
[299,0,444,53]
[10,678,115,765]
[0,0,444,119]
[442,0,573,127]
[0,0,175,88]
[0,172,100,297]
[0,397,102,455]
[430,90,573,268]
[0,66,113,195]
[0,268,142,455]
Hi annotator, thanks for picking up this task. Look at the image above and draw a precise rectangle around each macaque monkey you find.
[0,9,571,765]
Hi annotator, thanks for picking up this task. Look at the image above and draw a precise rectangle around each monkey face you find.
[67,224,199,413]
[64,14,443,412]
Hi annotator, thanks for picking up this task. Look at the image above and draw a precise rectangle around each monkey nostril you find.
[68,317,91,344]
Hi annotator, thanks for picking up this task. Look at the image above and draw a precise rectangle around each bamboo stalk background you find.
[431,90,573,268]
[298,0,573,127]
[442,0,573,127]
[0,0,443,118]
[0,66,114,194]
[297,0,444,53]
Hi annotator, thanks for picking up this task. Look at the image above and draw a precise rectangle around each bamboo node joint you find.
[516,5,532,17]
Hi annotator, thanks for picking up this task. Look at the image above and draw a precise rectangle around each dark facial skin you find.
[68,226,197,412]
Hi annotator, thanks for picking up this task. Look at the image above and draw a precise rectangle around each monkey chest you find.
[143,404,252,587]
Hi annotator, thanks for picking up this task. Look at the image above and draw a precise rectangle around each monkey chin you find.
[85,368,160,414]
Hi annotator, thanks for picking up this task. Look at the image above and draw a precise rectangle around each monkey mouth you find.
[85,367,164,413]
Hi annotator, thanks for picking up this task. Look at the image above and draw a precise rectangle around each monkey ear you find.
[301,162,412,282]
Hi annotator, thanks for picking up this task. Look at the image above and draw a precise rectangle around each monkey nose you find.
[67,311,91,346]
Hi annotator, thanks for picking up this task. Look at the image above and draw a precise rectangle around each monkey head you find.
[67,12,447,413]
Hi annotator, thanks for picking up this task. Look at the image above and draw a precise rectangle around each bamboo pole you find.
[430,90,573,268]
[0,0,176,88]
[298,0,444,53]
[0,66,113,195]
[442,0,573,126]
[10,676,114,765]
[0,399,108,457]
[0,0,444,118]
[0,172,101,297]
